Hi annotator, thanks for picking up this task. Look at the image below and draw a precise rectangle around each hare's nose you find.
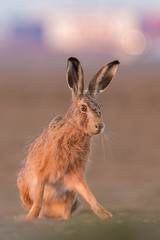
[95,123,104,130]
[95,123,105,134]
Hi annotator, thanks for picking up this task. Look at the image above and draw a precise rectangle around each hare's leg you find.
[40,201,67,220]
[17,172,33,210]
[70,195,80,216]
[26,177,45,220]
[41,191,78,220]
[19,187,33,210]
[74,178,112,219]
[64,193,80,219]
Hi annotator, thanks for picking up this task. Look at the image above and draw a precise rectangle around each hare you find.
[17,57,119,220]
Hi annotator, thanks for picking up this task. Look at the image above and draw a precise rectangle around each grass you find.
[1,210,160,240]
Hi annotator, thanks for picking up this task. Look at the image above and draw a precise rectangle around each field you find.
[0,59,160,239]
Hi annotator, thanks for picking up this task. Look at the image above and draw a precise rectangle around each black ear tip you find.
[114,60,120,65]
[108,60,120,67]
[68,57,80,63]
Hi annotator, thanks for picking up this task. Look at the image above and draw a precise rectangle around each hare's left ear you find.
[87,60,120,97]
[66,57,84,98]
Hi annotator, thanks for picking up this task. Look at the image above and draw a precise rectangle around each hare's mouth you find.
[95,128,101,134]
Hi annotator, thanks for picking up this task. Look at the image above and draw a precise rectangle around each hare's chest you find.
[52,132,90,170]
[55,133,88,155]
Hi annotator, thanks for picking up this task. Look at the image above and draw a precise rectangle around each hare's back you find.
[49,115,63,128]
[27,115,63,160]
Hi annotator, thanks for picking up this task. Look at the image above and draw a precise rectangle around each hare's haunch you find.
[17,57,120,220]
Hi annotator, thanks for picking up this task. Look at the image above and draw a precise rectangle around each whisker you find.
[102,130,115,161]
[101,134,106,164]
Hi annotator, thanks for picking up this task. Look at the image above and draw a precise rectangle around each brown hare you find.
[17,57,119,220]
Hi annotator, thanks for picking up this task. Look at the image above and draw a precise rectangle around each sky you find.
[0,0,159,28]
[0,0,160,17]
[0,0,159,61]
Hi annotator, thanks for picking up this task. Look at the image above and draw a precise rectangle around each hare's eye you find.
[81,104,87,112]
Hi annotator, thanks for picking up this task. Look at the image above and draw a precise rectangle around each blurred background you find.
[0,0,160,63]
[0,0,160,230]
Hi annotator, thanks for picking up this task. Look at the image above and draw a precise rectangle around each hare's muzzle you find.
[95,122,105,134]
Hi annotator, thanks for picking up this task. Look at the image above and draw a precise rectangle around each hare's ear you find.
[66,57,84,98]
[87,60,120,97]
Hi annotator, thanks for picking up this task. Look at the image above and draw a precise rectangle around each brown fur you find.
[17,57,119,220]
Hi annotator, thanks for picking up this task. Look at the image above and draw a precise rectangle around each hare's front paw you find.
[26,211,38,220]
[98,208,113,219]
[93,204,113,219]
[26,213,35,220]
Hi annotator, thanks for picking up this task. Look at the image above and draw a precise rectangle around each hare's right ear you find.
[66,57,84,98]
[87,60,120,97]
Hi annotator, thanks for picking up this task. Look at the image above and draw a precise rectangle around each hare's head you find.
[66,57,119,136]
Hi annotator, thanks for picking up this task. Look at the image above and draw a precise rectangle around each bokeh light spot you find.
[121,29,147,55]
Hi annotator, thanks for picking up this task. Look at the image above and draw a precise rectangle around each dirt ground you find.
[0,59,160,239]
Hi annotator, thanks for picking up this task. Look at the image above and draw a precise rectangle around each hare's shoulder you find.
[49,115,63,128]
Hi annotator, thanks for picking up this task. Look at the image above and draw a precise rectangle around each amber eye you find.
[81,104,87,112]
